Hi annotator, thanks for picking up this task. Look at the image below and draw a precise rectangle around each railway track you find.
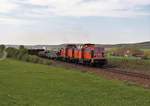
[103,68,150,80]
[53,60,150,80]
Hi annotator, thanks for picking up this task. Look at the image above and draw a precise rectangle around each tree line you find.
[0,45,51,65]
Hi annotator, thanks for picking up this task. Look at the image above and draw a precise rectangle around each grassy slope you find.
[0,59,150,106]
[107,56,150,74]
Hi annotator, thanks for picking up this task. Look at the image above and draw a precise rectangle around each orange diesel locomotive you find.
[59,44,107,66]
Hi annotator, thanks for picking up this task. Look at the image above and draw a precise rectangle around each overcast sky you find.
[0,0,150,45]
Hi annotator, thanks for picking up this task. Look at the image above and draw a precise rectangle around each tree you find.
[19,45,25,50]
[19,45,28,54]
[0,45,5,52]
[6,47,19,58]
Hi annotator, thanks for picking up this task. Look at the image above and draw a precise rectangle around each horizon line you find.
[1,40,150,46]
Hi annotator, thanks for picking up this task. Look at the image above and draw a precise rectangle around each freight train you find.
[29,43,107,66]
[58,44,107,66]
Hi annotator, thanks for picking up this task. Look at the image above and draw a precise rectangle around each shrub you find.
[6,47,19,58]
[31,55,40,63]
[21,54,51,65]
[143,51,150,59]
[0,52,4,58]
[5,46,52,65]
[21,54,30,62]
[42,59,51,65]
[0,45,5,52]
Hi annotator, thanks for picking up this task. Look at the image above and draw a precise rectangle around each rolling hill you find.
[4,41,150,50]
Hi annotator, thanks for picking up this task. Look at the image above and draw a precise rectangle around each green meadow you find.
[0,59,150,106]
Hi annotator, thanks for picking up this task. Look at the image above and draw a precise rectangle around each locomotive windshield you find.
[94,47,104,53]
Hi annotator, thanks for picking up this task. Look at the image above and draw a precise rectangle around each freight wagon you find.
[32,44,107,66]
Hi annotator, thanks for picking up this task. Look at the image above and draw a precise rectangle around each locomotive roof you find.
[65,44,77,48]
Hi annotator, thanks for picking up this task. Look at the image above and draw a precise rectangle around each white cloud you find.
[0,0,150,19]
[29,0,49,6]
[0,16,35,25]
[25,0,150,17]
[126,0,150,5]
[0,0,17,13]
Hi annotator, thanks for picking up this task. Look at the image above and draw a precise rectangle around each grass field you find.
[141,49,150,52]
[107,56,150,74]
[0,59,150,106]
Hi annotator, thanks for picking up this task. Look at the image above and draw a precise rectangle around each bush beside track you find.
[5,45,52,65]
